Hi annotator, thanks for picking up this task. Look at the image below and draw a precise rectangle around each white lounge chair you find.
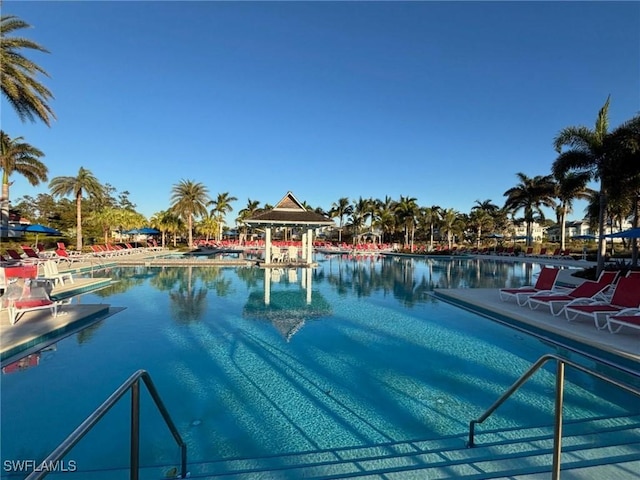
[43,260,74,285]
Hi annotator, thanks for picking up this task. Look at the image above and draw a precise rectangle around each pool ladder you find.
[25,369,188,480]
[468,353,640,480]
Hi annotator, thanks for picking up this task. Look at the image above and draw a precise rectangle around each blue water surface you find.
[1,256,635,474]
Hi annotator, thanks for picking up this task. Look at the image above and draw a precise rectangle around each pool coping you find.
[432,288,640,369]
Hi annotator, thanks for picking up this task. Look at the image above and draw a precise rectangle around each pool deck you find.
[1,250,638,367]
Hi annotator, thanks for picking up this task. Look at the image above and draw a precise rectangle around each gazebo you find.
[243,191,335,266]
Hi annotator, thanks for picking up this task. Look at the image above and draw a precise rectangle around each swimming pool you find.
[1,256,637,478]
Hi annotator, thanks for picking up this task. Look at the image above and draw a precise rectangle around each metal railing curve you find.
[468,353,640,480]
[25,369,188,480]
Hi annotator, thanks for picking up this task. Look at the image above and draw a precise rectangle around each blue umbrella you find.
[605,228,640,239]
[17,224,61,246]
[572,234,597,240]
[0,223,61,244]
[124,227,160,235]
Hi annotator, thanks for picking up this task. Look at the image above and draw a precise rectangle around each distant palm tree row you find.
[1,13,639,276]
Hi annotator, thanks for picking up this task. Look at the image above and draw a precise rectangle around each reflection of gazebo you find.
[243,191,335,266]
[242,289,332,342]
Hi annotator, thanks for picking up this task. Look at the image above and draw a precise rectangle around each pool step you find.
[176,414,640,480]
[44,415,639,479]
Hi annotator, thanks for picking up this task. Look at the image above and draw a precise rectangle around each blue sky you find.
[3,1,639,225]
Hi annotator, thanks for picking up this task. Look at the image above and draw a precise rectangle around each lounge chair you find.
[536,247,548,258]
[526,280,610,316]
[21,245,52,264]
[6,249,33,264]
[1,265,58,325]
[55,248,88,263]
[605,310,640,334]
[271,248,284,263]
[42,260,74,285]
[563,276,640,328]
[499,267,561,306]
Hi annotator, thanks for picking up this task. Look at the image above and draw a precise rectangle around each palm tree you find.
[352,197,371,243]
[553,171,591,250]
[472,199,499,214]
[503,173,556,246]
[468,208,494,249]
[210,191,237,241]
[604,114,640,266]
[197,212,218,242]
[422,205,441,251]
[1,15,55,126]
[440,208,463,249]
[0,131,47,228]
[330,197,352,243]
[49,167,104,250]
[552,96,634,274]
[394,195,419,251]
[236,198,261,243]
[170,179,210,248]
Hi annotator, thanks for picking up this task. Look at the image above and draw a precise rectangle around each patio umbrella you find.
[572,234,597,241]
[125,227,160,235]
[604,228,640,239]
[23,224,62,246]
[1,224,61,245]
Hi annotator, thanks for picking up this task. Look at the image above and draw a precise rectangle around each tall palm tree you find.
[468,208,494,249]
[352,197,371,242]
[553,171,591,250]
[170,179,210,248]
[422,205,441,251]
[1,15,55,126]
[440,208,463,249]
[210,191,237,241]
[503,173,556,246]
[394,195,419,251]
[603,114,640,266]
[552,96,630,274]
[49,167,104,250]
[330,197,352,243]
[0,131,47,227]
[236,198,261,242]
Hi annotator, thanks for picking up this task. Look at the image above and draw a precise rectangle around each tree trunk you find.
[1,182,9,230]
[560,204,567,250]
[596,187,607,277]
[632,193,639,267]
[76,194,83,250]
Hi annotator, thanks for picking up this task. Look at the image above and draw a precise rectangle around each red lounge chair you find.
[499,267,561,306]
[527,280,610,316]
[21,245,50,265]
[1,265,58,325]
[606,311,640,334]
[55,248,86,263]
[563,276,640,328]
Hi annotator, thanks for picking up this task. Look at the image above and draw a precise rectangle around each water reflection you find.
[81,257,555,324]
[243,267,332,342]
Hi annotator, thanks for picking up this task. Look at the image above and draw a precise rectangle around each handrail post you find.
[130,379,140,480]
[552,360,565,480]
[468,421,476,447]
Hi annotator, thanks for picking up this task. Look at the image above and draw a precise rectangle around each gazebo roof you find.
[243,191,334,228]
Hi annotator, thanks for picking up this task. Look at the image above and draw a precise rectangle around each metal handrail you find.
[25,369,188,480]
[468,353,640,480]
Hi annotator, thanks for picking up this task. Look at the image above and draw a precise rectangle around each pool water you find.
[0,256,636,475]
